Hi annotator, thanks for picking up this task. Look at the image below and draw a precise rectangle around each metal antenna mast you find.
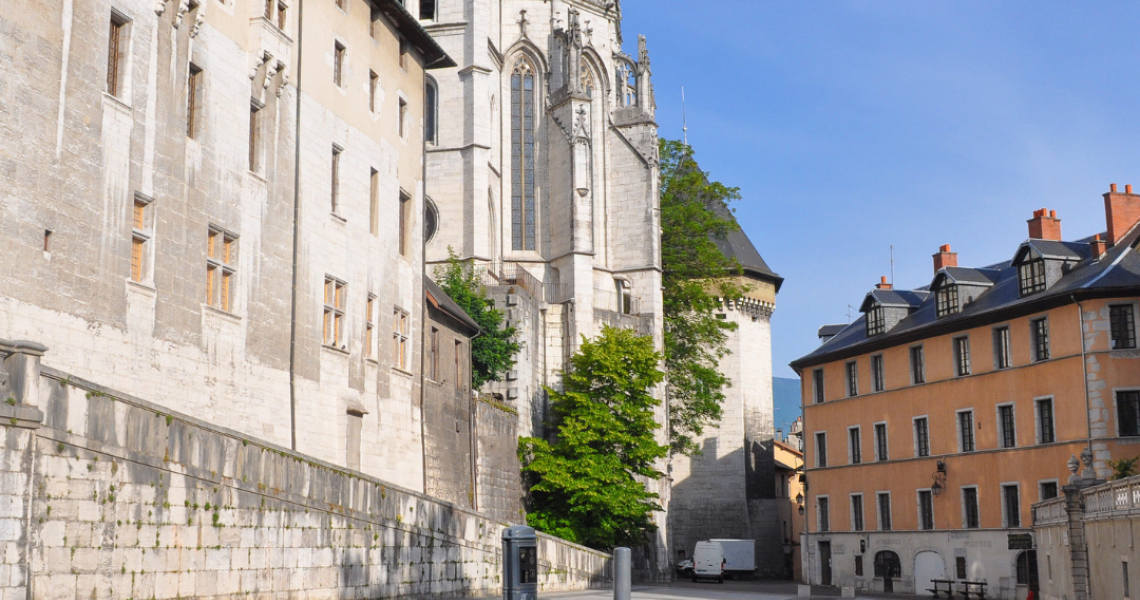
[682,86,689,146]
[890,245,895,285]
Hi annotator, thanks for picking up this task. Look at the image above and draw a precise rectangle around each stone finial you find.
[518,10,529,38]
[1080,447,1096,481]
[638,34,650,69]
[1067,454,1081,485]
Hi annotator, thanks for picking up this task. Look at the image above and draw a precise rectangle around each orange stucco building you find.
[791,187,1140,599]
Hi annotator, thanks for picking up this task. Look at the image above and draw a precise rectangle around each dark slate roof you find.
[818,324,848,338]
[939,266,1001,286]
[1014,239,1090,263]
[859,289,930,312]
[709,200,784,291]
[424,276,480,334]
[791,224,1140,371]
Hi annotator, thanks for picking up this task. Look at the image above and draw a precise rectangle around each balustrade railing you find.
[1082,475,1140,516]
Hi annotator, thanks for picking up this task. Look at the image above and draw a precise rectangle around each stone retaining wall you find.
[0,359,611,600]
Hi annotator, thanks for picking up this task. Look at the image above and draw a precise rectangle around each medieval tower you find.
[415,0,669,578]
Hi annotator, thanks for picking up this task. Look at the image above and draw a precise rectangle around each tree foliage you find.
[434,250,521,389]
[1109,456,1139,481]
[660,139,746,456]
[518,326,668,551]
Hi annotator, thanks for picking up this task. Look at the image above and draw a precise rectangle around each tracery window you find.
[511,59,536,250]
[616,62,636,107]
[580,63,594,98]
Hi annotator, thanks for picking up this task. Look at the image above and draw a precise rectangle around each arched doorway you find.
[1016,550,1039,596]
[914,551,945,597]
[875,551,902,593]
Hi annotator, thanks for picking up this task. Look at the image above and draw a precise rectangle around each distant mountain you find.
[773,377,802,436]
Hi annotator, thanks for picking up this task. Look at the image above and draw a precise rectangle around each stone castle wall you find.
[0,354,610,600]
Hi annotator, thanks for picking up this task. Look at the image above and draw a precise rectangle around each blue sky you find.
[620,1,1140,379]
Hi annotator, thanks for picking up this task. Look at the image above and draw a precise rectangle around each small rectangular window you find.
[399,37,408,70]
[1111,304,1138,350]
[333,41,346,87]
[369,168,380,235]
[963,487,980,529]
[871,355,884,392]
[866,306,885,336]
[936,285,960,318]
[959,410,975,452]
[874,423,888,461]
[323,277,346,347]
[393,308,410,371]
[956,557,967,580]
[107,13,127,97]
[369,70,379,112]
[398,190,412,257]
[206,227,238,312]
[1040,481,1058,501]
[398,97,408,137]
[846,361,858,397]
[1037,398,1055,444]
[817,497,830,532]
[918,489,934,530]
[428,327,439,381]
[1125,561,1131,599]
[1032,317,1051,361]
[264,0,274,20]
[910,345,925,384]
[848,427,861,464]
[914,417,930,457]
[455,340,463,391]
[43,230,52,253]
[855,555,864,577]
[277,1,288,29]
[994,326,1012,369]
[130,198,151,283]
[877,492,892,531]
[364,295,376,359]
[813,369,825,404]
[1003,484,1021,528]
[999,404,1016,448]
[954,336,971,377]
[851,494,864,532]
[420,0,436,20]
[815,432,827,468]
[1019,259,1047,296]
[248,103,261,172]
[330,146,342,214]
[1118,391,1140,437]
[187,64,202,138]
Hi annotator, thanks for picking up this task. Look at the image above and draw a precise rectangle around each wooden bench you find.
[927,579,954,598]
[957,580,988,599]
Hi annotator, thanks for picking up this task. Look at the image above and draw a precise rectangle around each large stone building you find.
[791,189,1140,598]
[0,0,449,496]
[667,209,784,576]
[414,0,669,575]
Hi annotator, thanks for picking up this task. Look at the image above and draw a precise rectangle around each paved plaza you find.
[521,581,931,600]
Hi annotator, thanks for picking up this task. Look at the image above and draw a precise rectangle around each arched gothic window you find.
[424,79,438,145]
[580,63,594,99]
[511,59,536,251]
[617,62,636,107]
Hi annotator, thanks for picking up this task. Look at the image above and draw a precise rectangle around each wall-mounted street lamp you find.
[931,460,947,496]
[796,492,804,515]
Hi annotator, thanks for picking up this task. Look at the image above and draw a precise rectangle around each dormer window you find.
[1018,259,1047,297]
[866,306,885,337]
[936,285,959,318]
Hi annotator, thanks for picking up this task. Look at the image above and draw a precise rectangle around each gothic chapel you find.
[416,0,668,577]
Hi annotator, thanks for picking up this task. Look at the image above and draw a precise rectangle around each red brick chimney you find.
[1028,208,1062,241]
[876,276,892,290]
[1090,234,1107,259]
[1104,183,1140,246]
[933,244,957,273]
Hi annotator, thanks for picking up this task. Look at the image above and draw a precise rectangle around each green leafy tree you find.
[518,326,668,550]
[660,139,747,456]
[1109,456,1139,480]
[434,250,521,388]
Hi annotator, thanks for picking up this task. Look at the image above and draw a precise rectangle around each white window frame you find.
[961,485,981,529]
[850,492,865,532]
[916,488,935,531]
[997,402,1017,449]
[876,491,892,531]
[1030,315,1051,362]
[953,334,971,377]
[873,421,889,462]
[392,307,411,372]
[956,408,976,453]
[912,414,931,458]
[1001,482,1022,528]
[993,323,1012,369]
[816,494,830,533]
[1034,395,1056,445]
[1038,478,1061,502]
[814,431,828,468]
[1109,300,1140,350]
[847,425,862,465]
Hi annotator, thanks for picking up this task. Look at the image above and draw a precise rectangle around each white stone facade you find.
[417,0,669,575]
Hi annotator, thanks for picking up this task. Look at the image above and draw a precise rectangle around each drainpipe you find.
[420,64,430,495]
[287,0,306,451]
[1073,295,1094,469]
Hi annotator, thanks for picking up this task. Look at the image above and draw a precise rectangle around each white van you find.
[690,541,725,583]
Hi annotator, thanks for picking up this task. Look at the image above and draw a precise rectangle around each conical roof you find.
[709,200,783,292]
